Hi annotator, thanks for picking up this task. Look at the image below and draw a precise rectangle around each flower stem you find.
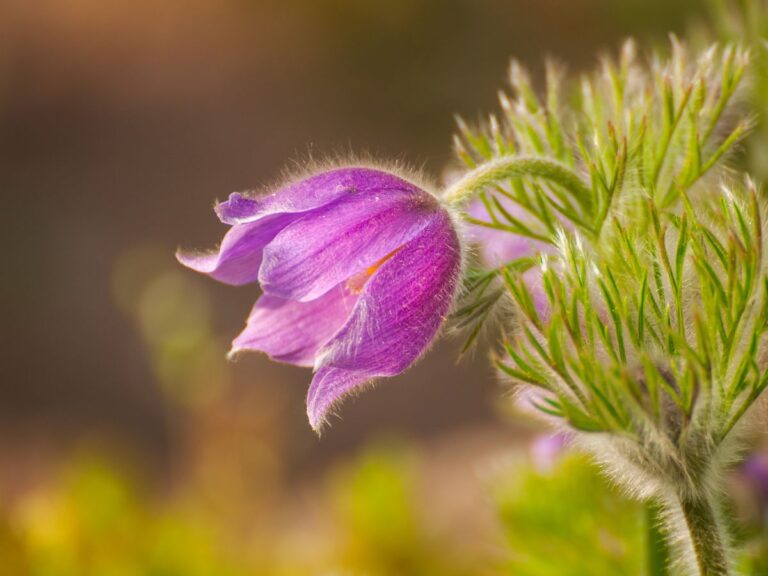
[679,494,731,576]
[442,156,592,208]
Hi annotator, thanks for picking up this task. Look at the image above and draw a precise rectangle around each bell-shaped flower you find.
[178,167,462,430]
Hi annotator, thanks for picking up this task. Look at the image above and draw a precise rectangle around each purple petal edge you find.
[230,285,358,367]
[176,213,295,286]
[216,167,424,225]
[306,367,373,430]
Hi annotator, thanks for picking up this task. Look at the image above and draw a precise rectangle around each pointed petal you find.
[177,213,294,285]
[259,187,438,301]
[306,211,461,429]
[231,284,358,366]
[216,168,421,224]
[306,367,370,430]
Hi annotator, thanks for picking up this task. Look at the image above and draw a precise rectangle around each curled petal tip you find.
[215,192,260,224]
[176,215,297,286]
[306,367,380,432]
[306,368,347,432]
[308,409,326,435]
[176,247,216,273]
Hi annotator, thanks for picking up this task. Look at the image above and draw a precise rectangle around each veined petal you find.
[306,211,461,430]
[216,168,421,225]
[176,213,294,285]
[259,187,439,302]
[231,284,358,367]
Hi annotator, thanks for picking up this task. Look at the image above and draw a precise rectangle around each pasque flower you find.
[178,167,462,430]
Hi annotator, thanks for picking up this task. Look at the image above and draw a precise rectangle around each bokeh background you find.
[9,1,768,574]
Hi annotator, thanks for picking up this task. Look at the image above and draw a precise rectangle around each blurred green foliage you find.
[0,440,637,575]
[493,454,644,576]
[12,457,243,576]
[2,440,768,574]
[329,449,476,576]
[2,447,478,576]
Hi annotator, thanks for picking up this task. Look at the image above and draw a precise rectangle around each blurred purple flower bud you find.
[743,453,768,504]
[178,167,462,430]
[466,197,550,316]
[531,433,568,473]
[466,199,543,267]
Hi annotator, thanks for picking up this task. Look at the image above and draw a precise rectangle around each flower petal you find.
[216,168,421,225]
[259,187,439,301]
[231,284,358,366]
[306,211,461,430]
[176,213,295,285]
[305,367,370,429]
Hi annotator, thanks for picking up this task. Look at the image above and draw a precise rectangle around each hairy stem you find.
[442,156,592,209]
[678,494,731,576]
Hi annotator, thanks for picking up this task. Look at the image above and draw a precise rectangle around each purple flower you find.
[530,433,568,473]
[178,167,462,430]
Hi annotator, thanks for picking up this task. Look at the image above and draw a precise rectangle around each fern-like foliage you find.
[503,182,767,453]
[452,41,751,353]
[455,41,750,229]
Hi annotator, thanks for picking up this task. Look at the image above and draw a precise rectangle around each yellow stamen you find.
[346,248,401,294]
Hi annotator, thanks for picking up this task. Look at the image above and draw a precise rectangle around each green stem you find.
[442,156,593,210]
[679,494,731,576]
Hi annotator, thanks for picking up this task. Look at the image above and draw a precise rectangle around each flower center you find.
[345,248,401,294]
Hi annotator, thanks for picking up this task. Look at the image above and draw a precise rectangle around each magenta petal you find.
[176,213,294,285]
[306,211,461,429]
[306,367,370,429]
[259,187,439,302]
[216,168,421,225]
[231,284,358,367]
